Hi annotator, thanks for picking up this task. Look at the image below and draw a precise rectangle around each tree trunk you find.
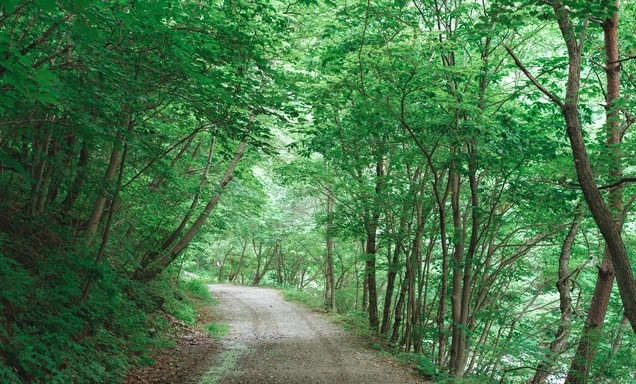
[229,240,249,282]
[565,5,628,382]
[253,240,277,285]
[132,140,247,282]
[80,141,128,302]
[365,232,379,332]
[436,172,452,367]
[391,267,407,344]
[364,157,384,333]
[276,241,284,285]
[381,238,402,335]
[325,190,337,312]
[533,210,582,383]
[158,133,216,256]
[84,128,127,247]
[449,161,467,377]
[508,0,636,337]
[61,142,89,212]
[553,0,636,336]
[407,184,426,353]
[453,141,480,377]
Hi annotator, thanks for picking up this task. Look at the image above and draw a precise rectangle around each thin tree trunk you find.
[276,241,284,285]
[133,140,247,282]
[325,190,337,312]
[365,157,383,333]
[28,125,52,215]
[449,161,466,376]
[454,141,480,377]
[84,128,127,247]
[408,184,426,353]
[159,133,216,253]
[229,240,249,282]
[436,172,452,367]
[217,244,235,282]
[61,142,89,212]
[253,241,278,285]
[35,138,60,214]
[381,237,403,335]
[382,161,425,337]
[149,130,198,193]
[80,140,128,302]
[533,210,582,383]
[391,268,407,345]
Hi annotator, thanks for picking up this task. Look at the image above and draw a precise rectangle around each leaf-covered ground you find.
[124,311,220,384]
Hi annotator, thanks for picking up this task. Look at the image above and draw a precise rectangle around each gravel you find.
[204,284,427,384]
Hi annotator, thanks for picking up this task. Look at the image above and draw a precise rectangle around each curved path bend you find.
[203,284,426,384]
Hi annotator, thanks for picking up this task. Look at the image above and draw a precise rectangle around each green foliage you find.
[0,248,160,383]
[416,357,445,381]
[333,311,371,335]
[282,287,325,311]
[181,278,215,303]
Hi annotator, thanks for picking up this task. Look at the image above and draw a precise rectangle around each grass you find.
[281,287,326,311]
[204,322,229,339]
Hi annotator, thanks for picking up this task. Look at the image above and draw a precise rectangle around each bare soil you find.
[126,284,427,384]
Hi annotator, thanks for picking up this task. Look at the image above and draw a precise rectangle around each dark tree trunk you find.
[507,0,636,341]
[325,190,337,312]
[449,161,466,376]
[553,0,636,337]
[381,240,402,335]
[364,157,384,333]
[365,231,379,332]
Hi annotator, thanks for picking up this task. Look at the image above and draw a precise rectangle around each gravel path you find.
[203,284,426,384]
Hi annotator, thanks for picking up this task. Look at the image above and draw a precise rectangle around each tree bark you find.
[453,141,480,377]
[449,160,466,376]
[381,235,403,335]
[159,133,216,254]
[436,171,451,367]
[554,0,636,336]
[565,5,627,381]
[61,142,89,212]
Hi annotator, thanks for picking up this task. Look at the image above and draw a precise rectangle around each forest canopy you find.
[1,0,635,383]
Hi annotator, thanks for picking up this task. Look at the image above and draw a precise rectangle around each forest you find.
[1,0,635,382]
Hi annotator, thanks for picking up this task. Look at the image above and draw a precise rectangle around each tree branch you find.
[504,45,564,109]
[598,177,636,190]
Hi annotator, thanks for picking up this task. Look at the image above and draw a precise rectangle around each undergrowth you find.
[0,225,215,384]
[282,286,325,310]
[281,285,498,383]
[204,322,229,339]
[0,250,164,383]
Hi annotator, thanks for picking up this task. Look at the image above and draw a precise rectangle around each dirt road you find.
[203,284,425,384]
